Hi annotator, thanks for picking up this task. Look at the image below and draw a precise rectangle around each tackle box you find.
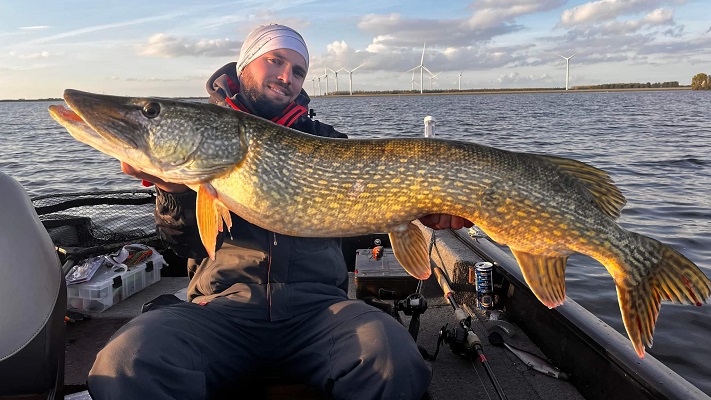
[67,248,165,313]
[354,246,419,300]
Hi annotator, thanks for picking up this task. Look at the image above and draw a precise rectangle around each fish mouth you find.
[48,103,107,146]
[61,89,142,149]
[48,104,83,124]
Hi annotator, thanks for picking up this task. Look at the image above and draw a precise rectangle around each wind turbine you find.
[458,71,463,91]
[338,63,365,95]
[321,68,330,95]
[557,51,579,90]
[406,43,434,94]
[328,68,340,93]
[427,71,441,90]
[310,76,317,96]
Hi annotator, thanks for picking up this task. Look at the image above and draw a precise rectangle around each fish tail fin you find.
[615,232,710,358]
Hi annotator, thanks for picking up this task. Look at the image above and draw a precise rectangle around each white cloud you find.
[559,0,673,27]
[467,0,565,30]
[644,8,674,24]
[138,33,238,58]
[354,0,564,53]
[592,8,675,35]
[18,51,50,59]
[326,40,350,56]
[17,14,186,47]
[364,35,396,53]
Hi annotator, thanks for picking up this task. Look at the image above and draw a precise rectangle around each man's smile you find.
[268,83,291,97]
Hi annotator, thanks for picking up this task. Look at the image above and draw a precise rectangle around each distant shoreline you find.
[323,86,691,98]
[0,86,691,102]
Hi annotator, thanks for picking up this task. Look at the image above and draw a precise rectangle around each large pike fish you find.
[49,89,709,358]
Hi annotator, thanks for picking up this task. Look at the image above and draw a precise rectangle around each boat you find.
[1,169,708,400]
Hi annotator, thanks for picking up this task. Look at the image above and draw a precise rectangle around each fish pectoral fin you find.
[215,199,233,237]
[389,222,431,280]
[511,249,568,308]
[196,183,222,260]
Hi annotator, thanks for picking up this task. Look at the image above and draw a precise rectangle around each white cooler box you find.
[67,247,165,313]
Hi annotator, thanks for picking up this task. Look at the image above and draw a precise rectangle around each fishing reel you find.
[438,323,472,357]
[395,293,427,341]
[434,316,481,359]
[395,293,427,316]
[363,292,428,341]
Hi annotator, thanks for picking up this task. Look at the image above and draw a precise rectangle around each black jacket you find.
[155,63,350,321]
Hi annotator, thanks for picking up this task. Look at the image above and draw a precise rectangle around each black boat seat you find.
[0,172,66,399]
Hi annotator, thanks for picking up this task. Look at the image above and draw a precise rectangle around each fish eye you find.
[142,102,161,119]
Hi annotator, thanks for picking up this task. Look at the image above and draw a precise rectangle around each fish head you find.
[57,89,249,184]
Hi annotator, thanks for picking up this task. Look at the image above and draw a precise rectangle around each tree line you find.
[573,81,680,90]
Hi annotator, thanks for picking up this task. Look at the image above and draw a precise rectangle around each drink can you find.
[475,262,494,309]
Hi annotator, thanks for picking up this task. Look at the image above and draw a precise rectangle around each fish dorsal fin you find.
[510,249,569,308]
[389,222,431,280]
[541,155,627,220]
[196,183,233,260]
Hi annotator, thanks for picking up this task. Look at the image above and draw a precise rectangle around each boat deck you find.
[63,233,584,400]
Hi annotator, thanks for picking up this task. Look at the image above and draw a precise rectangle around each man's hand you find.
[419,214,474,230]
[121,162,189,193]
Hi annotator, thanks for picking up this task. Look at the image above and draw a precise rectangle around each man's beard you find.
[239,70,289,119]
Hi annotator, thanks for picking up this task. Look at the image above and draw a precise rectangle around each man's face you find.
[239,48,308,119]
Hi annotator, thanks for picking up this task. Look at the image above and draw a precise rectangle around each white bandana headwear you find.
[236,24,309,77]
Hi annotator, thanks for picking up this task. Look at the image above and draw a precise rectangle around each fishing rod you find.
[433,265,509,400]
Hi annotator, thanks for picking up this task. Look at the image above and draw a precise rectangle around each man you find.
[89,24,470,399]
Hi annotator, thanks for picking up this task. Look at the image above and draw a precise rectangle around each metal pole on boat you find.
[424,116,436,137]
[434,267,509,400]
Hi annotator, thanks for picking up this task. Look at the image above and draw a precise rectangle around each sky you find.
[1,0,709,100]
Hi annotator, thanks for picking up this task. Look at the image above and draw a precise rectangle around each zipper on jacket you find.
[266,231,274,321]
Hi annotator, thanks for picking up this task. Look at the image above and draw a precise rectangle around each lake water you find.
[2,90,710,394]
